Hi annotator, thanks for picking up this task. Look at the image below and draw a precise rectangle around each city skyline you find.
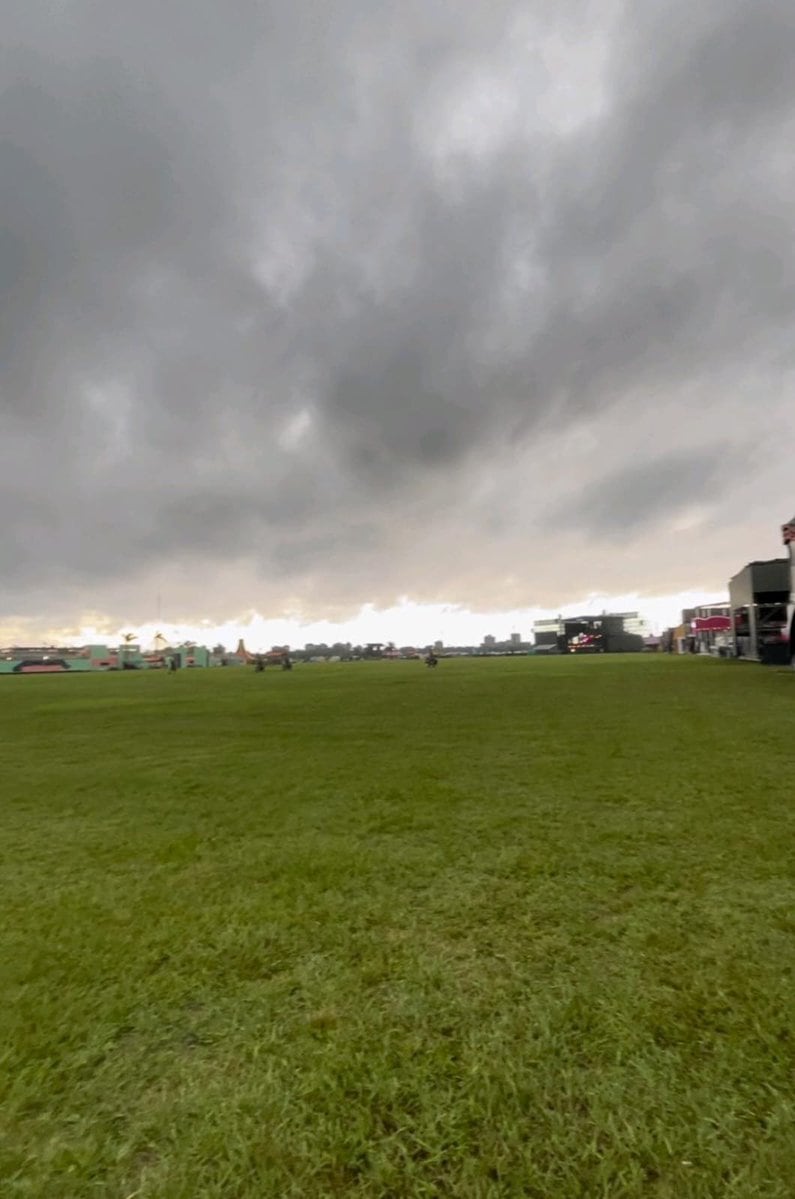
[1,588,730,656]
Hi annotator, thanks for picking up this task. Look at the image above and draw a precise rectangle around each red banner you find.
[693,616,732,632]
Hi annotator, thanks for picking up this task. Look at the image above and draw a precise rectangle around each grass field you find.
[1,656,793,1198]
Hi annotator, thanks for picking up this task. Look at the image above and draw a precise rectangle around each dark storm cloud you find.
[1,0,794,622]
[554,447,745,539]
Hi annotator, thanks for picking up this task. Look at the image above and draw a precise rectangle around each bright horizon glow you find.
[12,590,729,652]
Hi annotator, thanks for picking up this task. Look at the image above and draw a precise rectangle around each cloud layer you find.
[2,0,794,629]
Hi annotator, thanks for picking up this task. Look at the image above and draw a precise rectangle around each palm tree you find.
[120,632,136,667]
[153,631,169,666]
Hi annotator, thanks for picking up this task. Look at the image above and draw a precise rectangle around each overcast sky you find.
[2,0,794,645]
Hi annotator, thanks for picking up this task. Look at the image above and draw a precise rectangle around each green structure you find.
[0,643,212,674]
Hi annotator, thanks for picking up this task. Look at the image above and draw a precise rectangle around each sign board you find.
[693,616,732,632]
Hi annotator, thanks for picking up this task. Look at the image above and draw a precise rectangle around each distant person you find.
[425,652,438,668]
[282,654,292,671]
[255,654,265,672]
[168,655,178,673]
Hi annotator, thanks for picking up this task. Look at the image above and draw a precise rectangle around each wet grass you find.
[0,656,793,1197]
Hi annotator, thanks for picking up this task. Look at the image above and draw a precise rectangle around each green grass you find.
[1,656,793,1198]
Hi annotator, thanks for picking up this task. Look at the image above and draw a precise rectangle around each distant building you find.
[0,641,213,674]
[483,634,496,648]
[671,606,730,655]
[510,632,521,646]
[611,612,652,639]
[692,604,731,654]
